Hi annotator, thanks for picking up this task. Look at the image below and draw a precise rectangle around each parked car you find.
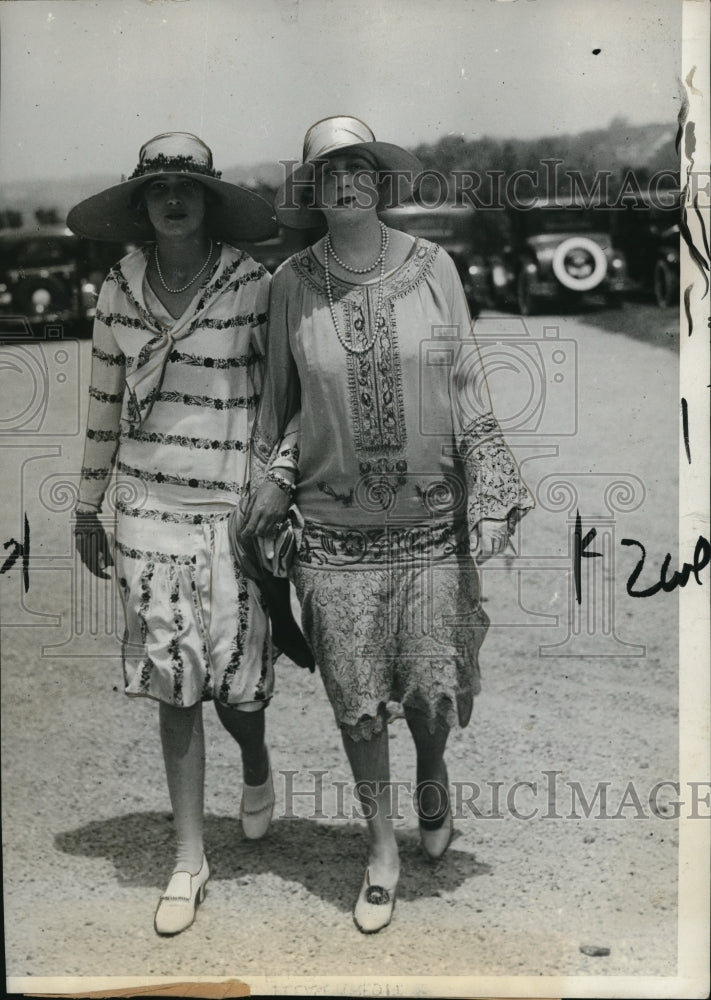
[488,198,628,315]
[608,188,680,307]
[0,225,129,338]
[379,204,496,315]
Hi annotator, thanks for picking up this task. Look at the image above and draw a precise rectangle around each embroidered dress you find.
[78,243,274,708]
[253,238,534,739]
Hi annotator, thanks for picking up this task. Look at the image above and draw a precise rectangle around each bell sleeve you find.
[438,249,534,535]
[76,276,126,513]
[250,264,302,490]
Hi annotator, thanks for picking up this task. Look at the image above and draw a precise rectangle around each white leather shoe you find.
[154,855,209,936]
[353,868,397,934]
[240,762,275,840]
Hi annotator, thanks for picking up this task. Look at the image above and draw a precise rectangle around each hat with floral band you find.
[67,132,277,243]
[274,115,422,229]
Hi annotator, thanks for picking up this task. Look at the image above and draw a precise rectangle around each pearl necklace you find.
[325,222,388,273]
[154,240,213,294]
[323,224,389,356]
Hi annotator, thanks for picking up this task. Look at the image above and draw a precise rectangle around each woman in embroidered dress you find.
[68,132,287,936]
[243,117,534,933]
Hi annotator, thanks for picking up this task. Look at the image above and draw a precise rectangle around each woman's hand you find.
[241,481,292,538]
[473,518,511,564]
[74,511,114,579]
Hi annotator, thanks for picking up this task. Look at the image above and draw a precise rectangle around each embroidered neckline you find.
[291,238,440,302]
[309,236,421,287]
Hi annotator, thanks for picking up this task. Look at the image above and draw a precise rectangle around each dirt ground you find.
[1,302,684,995]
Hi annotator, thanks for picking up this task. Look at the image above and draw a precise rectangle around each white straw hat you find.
[67,132,277,243]
[274,116,422,229]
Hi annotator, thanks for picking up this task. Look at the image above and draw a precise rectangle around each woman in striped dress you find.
[69,133,280,936]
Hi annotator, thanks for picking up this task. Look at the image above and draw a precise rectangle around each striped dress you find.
[77,243,274,708]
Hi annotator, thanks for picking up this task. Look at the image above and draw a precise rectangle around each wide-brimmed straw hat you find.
[67,132,277,243]
[274,115,422,229]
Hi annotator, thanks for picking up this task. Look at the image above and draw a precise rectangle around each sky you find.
[0,0,683,186]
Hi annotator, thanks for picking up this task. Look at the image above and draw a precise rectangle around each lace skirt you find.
[291,519,489,740]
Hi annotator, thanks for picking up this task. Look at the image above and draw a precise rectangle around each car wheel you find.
[653,259,678,307]
[14,275,70,319]
[551,237,607,292]
[516,270,538,315]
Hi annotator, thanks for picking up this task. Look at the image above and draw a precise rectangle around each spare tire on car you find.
[551,236,608,292]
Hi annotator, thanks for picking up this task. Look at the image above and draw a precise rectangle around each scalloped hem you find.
[339,691,471,743]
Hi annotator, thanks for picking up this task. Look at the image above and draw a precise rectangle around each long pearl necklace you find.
[323,223,389,356]
[326,222,388,274]
[154,240,213,294]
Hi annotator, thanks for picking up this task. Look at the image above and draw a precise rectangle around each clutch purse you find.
[229,504,302,580]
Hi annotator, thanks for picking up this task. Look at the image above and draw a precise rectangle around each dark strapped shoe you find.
[352,868,398,934]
